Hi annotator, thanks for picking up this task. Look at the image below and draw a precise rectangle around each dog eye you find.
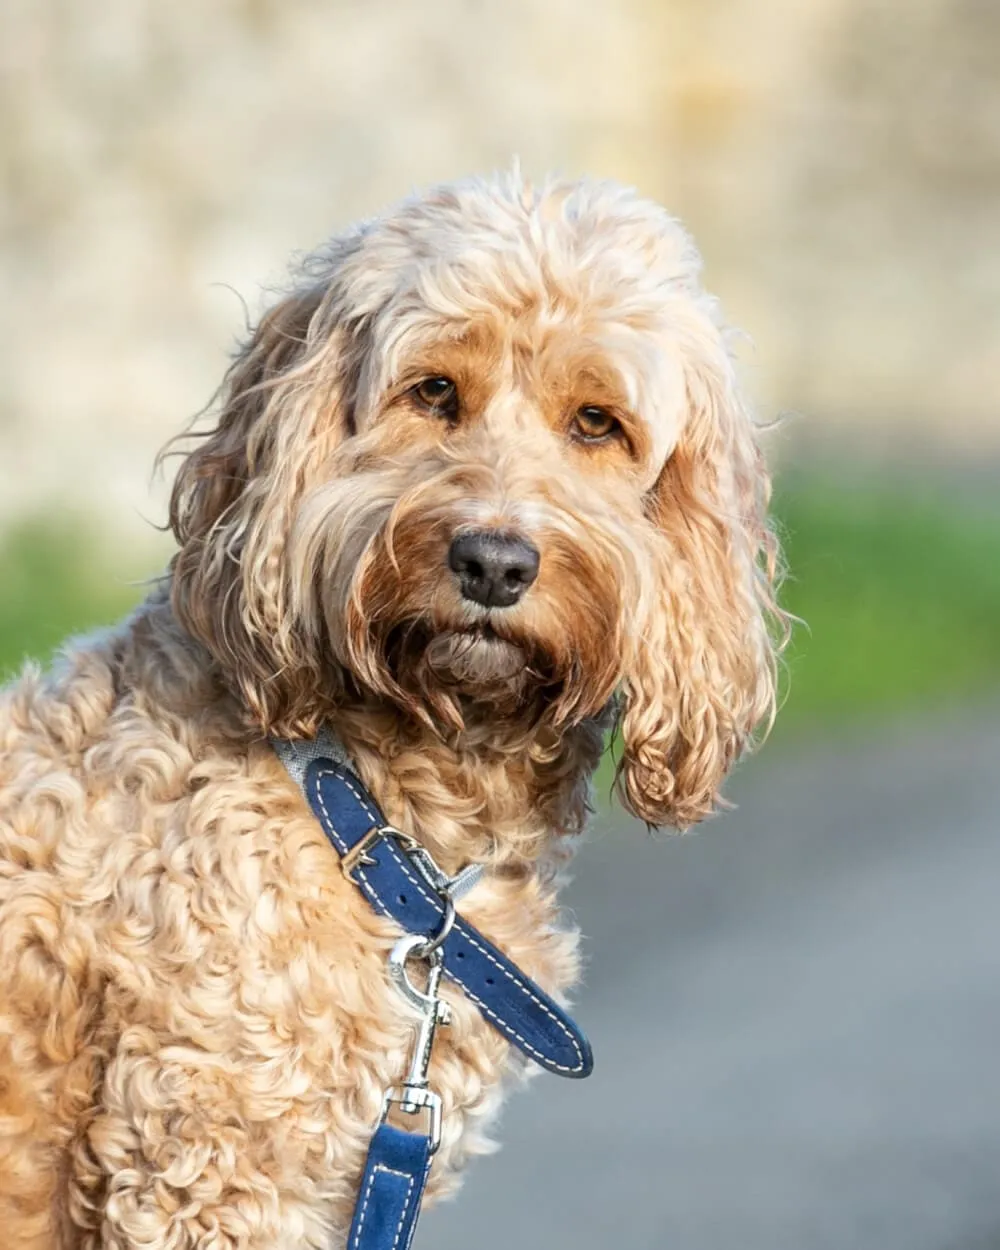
[413,376,459,417]
[573,405,620,443]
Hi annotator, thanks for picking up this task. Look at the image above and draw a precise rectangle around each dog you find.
[0,172,784,1248]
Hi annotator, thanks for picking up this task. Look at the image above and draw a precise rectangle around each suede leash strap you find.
[272,730,593,1250]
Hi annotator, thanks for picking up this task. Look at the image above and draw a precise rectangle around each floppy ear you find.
[167,283,350,734]
[615,310,786,829]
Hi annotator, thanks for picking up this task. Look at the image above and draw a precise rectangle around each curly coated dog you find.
[0,172,784,1248]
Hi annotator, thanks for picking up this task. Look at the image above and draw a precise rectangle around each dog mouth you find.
[423,624,528,686]
[382,618,550,704]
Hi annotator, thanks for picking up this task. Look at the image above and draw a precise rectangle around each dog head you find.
[168,174,784,828]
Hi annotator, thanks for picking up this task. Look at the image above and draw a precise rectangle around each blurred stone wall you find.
[1,0,997,532]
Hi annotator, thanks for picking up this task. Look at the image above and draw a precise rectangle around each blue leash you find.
[349,1122,432,1250]
[272,731,592,1250]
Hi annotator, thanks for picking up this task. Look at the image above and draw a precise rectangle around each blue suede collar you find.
[272,732,593,1079]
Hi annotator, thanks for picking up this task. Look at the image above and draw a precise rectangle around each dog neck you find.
[127,593,607,878]
[325,699,607,876]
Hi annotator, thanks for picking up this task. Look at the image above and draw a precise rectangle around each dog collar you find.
[272,729,592,1250]
[271,728,593,1079]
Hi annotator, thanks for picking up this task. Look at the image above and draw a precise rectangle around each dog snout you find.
[448,530,540,608]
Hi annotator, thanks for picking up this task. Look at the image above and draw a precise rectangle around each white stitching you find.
[351,1162,416,1250]
[350,1160,381,1250]
[314,765,585,1073]
[388,1162,420,1250]
[312,765,586,1074]
[311,767,356,854]
[401,1155,435,1250]
[378,853,586,1072]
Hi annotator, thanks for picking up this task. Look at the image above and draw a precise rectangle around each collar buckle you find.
[340,824,421,880]
[341,824,484,905]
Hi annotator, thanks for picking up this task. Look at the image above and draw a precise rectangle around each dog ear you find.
[168,283,350,734]
[614,313,786,829]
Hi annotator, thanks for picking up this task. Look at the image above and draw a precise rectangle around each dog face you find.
[169,175,784,827]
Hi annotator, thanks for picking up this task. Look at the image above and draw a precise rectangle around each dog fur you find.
[0,172,785,1248]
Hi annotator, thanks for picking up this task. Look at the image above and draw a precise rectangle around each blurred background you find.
[1,2,999,1246]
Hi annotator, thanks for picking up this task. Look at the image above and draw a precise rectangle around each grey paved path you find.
[418,707,1000,1250]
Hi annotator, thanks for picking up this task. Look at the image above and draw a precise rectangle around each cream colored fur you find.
[0,172,785,1248]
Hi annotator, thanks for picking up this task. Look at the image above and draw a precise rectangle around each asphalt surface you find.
[419,706,1000,1250]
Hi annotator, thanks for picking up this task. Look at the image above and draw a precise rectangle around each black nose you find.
[448,530,540,608]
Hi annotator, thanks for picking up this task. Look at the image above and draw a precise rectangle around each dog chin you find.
[423,628,529,690]
[376,622,555,722]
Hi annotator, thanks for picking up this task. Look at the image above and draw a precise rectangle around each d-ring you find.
[413,894,456,958]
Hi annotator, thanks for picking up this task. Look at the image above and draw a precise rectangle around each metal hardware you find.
[381,933,453,1154]
[340,824,421,880]
[387,933,453,1034]
[342,826,484,907]
[412,893,456,958]
[379,1084,444,1155]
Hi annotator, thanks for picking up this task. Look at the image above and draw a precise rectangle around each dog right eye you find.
[413,376,459,418]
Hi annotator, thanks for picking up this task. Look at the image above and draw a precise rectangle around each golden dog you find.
[0,173,784,1248]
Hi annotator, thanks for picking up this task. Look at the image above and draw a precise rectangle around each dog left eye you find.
[413,376,459,417]
[573,406,620,442]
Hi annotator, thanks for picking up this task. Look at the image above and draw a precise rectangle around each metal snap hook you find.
[388,932,450,1016]
[384,932,452,1154]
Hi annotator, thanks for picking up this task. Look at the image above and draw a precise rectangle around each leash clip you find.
[381,933,452,1154]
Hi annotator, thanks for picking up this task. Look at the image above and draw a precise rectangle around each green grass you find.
[2,482,999,726]
[0,519,155,682]
[775,477,1000,726]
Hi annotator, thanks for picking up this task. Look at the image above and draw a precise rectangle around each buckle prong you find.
[340,824,420,880]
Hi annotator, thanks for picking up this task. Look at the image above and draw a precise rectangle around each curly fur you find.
[0,172,786,1248]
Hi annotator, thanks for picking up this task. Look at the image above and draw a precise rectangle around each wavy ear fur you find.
[615,310,786,829]
[167,284,350,734]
